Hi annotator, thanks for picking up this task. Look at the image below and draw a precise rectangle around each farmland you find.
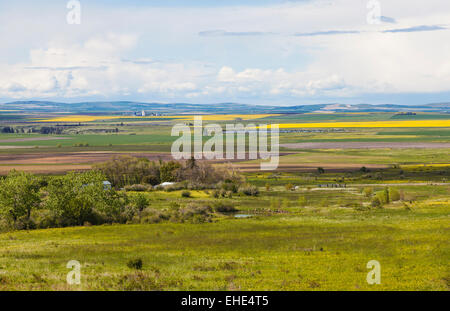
[0,110,449,291]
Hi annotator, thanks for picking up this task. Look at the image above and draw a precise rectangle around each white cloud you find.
[0,0,450,102]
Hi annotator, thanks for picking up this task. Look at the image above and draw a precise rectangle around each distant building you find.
[141,110,146,117]
[103,181,112,190]
[157,182,175,188]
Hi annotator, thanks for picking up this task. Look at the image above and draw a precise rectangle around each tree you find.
[0,170,41,228]
[389,188,401,201]
[362,187,373,197]
[160,161,181,182]
[317,167,325,174]
[132,193,149,220]
[383,187,390,204]
[45,170,113,226]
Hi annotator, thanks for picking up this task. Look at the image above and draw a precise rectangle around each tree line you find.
[0,156,242,231]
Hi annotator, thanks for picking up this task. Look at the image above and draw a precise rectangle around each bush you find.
[240,185,259,196]
[285,183,294,191]
[179,203,213,223]
[212,190,220,198]
[124,184,150,192]
[220,181,239,193]
[389,188,401,201]
[127,258,143,270]
[371,196,382,208]
[212,202,237,213]
[362,187,373,197]
[181,190,191,198]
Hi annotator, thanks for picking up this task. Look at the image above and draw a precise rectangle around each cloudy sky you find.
[0,0,449,105]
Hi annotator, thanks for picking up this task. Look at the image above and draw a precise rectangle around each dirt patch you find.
[280,142,450,149]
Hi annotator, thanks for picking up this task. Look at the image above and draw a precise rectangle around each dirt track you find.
[280,142,450,149]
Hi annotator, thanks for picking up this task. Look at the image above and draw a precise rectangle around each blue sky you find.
[0,0,449,105]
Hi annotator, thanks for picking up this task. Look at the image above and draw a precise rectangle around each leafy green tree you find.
[0,170,41,227]
[389,188,401,201]
[160,161,181,182]
[46,170,116,226]
[383,187,390,204]
[131,193,149,221]
[362,187,373,197]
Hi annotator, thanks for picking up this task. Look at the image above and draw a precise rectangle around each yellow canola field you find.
[38,114,280,122]
[261,120,450,128]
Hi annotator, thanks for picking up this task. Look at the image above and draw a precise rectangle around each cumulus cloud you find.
[1,0,450,103]
[0,34,208,99]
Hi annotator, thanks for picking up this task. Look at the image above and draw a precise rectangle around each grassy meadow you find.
[0,111,449,291]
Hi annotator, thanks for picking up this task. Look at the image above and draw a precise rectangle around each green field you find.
[1,185,448,290]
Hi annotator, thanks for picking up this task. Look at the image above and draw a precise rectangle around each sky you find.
[0,0,449,106]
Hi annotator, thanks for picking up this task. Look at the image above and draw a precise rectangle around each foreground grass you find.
[0,203,448,291]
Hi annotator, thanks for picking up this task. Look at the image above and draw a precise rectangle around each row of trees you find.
[362,186,402,207]
[94,156,242,188]
[0,157,243,231]
[0,170,129,230]
[1,126,63,134]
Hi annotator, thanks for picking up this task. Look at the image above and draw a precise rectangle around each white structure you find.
[141,110,146,117]
[157,182,175,188]
[103,181,112,190]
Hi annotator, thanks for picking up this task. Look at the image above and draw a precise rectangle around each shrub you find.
[285,183,294,191]
[362,187,373,197]
[181,190,191,198]
[212,190,220,198]
[179,203,213,223]
[240,185,259,196]
[371,196,382,208]
[124,184,149,192]
[389,188,401,201]
[220,181,239,193]
[132,194,149,212]
[127,258,143,270]
[212,202,237,213]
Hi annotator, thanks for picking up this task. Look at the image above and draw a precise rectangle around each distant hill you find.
[0,101,448,114]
